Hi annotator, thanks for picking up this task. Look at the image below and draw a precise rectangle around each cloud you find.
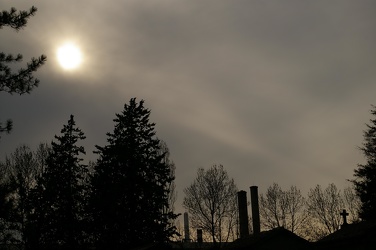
[1,0,376,215]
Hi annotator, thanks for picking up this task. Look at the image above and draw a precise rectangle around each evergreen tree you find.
[353,105,376,221]
[90,98,178,249]
[31,115,87,249]
[0,6,46,136]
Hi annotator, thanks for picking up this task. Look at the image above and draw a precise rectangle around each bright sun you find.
[57,43,82,70]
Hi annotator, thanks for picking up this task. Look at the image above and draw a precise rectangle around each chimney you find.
[184,212,190,242]
[237,190,249,238]
[250,186,260,235]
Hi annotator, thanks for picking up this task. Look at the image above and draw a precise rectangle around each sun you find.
[57,43,82,70]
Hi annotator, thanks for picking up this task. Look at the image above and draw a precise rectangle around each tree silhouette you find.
[90,98,178,249]
[31,115,87,250]
[159,141,179,234]
[259,183,307,236]
[1,144,49,247]
[0,163,15,245]
[0,6,46,136]
[183,164,238,247]
[352,105,376,221]
[305,184,344,240]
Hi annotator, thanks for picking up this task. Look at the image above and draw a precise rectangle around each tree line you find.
[0,99,179,250]
[258,182,360,241]
[3,4,376,250]
[180,166,360,244]
[180,104,376,245]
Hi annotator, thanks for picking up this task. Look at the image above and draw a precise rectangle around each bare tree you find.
[305,183,344,240]
[285,185,307,234]
[259,183,307,236]
[259,183,284,229]
[0,143,50,245]
[259,183,360,241]
[343,185,361,223]
[34,143,51,174]
[183,164,238,247]
[0,159,15,245]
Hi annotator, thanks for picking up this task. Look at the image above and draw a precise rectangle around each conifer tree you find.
[353,105,376,221]
[0,6,46,136]
[90,98,178,249]
[31,115,87,249]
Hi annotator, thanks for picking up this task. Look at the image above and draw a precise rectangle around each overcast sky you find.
[1,0,376,216]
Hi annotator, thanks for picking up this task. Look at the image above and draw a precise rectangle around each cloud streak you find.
[1,0,376,214]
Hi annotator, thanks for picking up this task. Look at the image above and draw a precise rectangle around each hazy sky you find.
[1,0,376,216]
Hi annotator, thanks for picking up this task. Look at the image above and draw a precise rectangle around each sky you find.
[1,0,376,217]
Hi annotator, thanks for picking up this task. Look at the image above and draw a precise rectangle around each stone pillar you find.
[250,186,260,235]
[184,212,190,242]
[237,190,249,238]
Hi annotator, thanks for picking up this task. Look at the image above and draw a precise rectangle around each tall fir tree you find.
[90,98,178,249]
[353,105,376,221]
[31,115,87,250]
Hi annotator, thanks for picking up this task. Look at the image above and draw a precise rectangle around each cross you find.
[340,209,349,225]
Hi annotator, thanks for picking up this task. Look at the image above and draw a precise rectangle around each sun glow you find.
[57,43,82,70]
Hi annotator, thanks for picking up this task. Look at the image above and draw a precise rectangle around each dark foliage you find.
[0,172,15,245]
[89,98,178,249]
[29,115,88,250]
[0,164,12,219]
[1,145,47,247]
[352,105,376,221]
[0,6,46,136]
[1,6,37,30]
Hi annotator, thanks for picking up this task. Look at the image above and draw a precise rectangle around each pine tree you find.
[353,105,376,221]
[0,6,47,136]
[90,98,178,249]
[32,115,87,249]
